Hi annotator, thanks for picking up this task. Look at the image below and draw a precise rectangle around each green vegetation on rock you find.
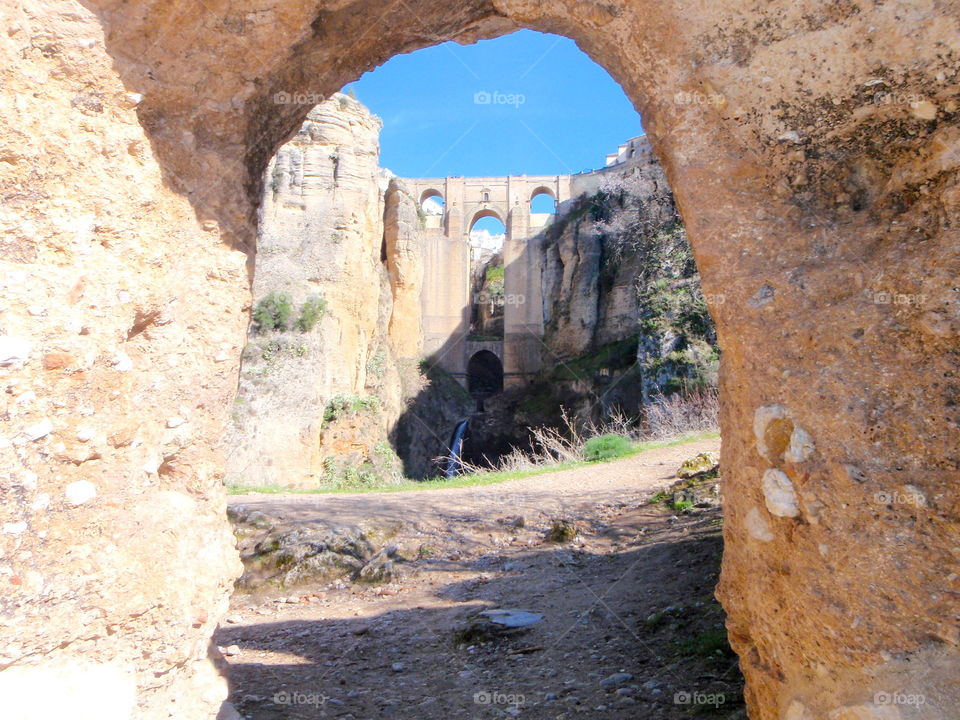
[322,394,381,424]
[296,295,327,331]
[253,291,328,334]
[253,291,294,333]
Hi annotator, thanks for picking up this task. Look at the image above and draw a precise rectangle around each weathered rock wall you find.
[226,95,426,489]
[4,0,959,718]
[0,3,246,717]
[541,156,678,358]
[529,158,717,423]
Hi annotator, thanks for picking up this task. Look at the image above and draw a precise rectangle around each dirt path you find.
[218,436,746,719]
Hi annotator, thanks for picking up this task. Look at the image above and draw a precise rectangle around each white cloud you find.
[422,197,444,215]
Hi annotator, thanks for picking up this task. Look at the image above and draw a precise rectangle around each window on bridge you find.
[467,350,504,400]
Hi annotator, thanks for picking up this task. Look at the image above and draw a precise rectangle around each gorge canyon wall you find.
[225,94,426,490]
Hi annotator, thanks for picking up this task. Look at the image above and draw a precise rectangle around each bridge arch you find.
[530,186,557,214]
[419,187,445,208]
[468,207,505,230]
[466,349,504,399]
[529,185,556,202]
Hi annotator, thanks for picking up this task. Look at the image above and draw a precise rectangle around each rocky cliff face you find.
[514,160,718,426]
[226,95,427,489]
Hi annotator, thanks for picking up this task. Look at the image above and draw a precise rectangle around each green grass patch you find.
[583,434,634,461]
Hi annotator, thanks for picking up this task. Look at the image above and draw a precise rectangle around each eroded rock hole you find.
[220,29,738,720]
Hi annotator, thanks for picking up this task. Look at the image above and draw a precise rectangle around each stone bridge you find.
[404,174,575,391]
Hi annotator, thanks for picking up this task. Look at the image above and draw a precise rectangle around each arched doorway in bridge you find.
[467,350,504,402]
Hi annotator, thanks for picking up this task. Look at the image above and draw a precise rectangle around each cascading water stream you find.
[445,419,470,478]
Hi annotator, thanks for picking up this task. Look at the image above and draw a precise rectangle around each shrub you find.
[297,296,327,332]
[252,291,293,333]
[366,351,387,379]
[583,433,634,461]
[322,394,381,425]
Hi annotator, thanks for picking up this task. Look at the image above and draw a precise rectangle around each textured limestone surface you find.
[224,94,423,489]
[2,0,958,718]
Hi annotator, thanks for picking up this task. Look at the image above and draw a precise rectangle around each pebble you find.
[600,672,633,690]
[166,417,185,428]
[544,693,558,701]
[76,427,95,442]
[221,645,240,656]
[65,480,97,506]
[0,336,31,366]
[23,419,52,441]
[113,352,133,371]
[391,662,404,672]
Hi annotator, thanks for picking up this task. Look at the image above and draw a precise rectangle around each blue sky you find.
[344,30,643,179]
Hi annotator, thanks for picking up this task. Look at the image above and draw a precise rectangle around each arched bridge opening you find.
[467,349,504,401]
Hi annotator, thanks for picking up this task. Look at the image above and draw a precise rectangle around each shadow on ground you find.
[217,501,745,720]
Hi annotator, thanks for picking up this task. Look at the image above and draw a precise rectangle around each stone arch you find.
[466,349,504,399]
[13,3,958,720]
[419,187,445,209]
[529,186,557,214]
[468,207,506,231]
[529,185,556,202]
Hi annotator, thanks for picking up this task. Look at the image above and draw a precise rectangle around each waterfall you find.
[445,419,470,478]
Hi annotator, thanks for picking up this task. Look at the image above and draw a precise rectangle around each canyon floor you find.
[218,436,746,719]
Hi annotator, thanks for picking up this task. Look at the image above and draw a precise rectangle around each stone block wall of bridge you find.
[405,174,573,387]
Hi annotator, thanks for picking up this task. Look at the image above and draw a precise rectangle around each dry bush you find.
[639,388,719,440]
[448,391,719,478]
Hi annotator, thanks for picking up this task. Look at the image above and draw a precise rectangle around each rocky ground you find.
[217,437,745,719]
